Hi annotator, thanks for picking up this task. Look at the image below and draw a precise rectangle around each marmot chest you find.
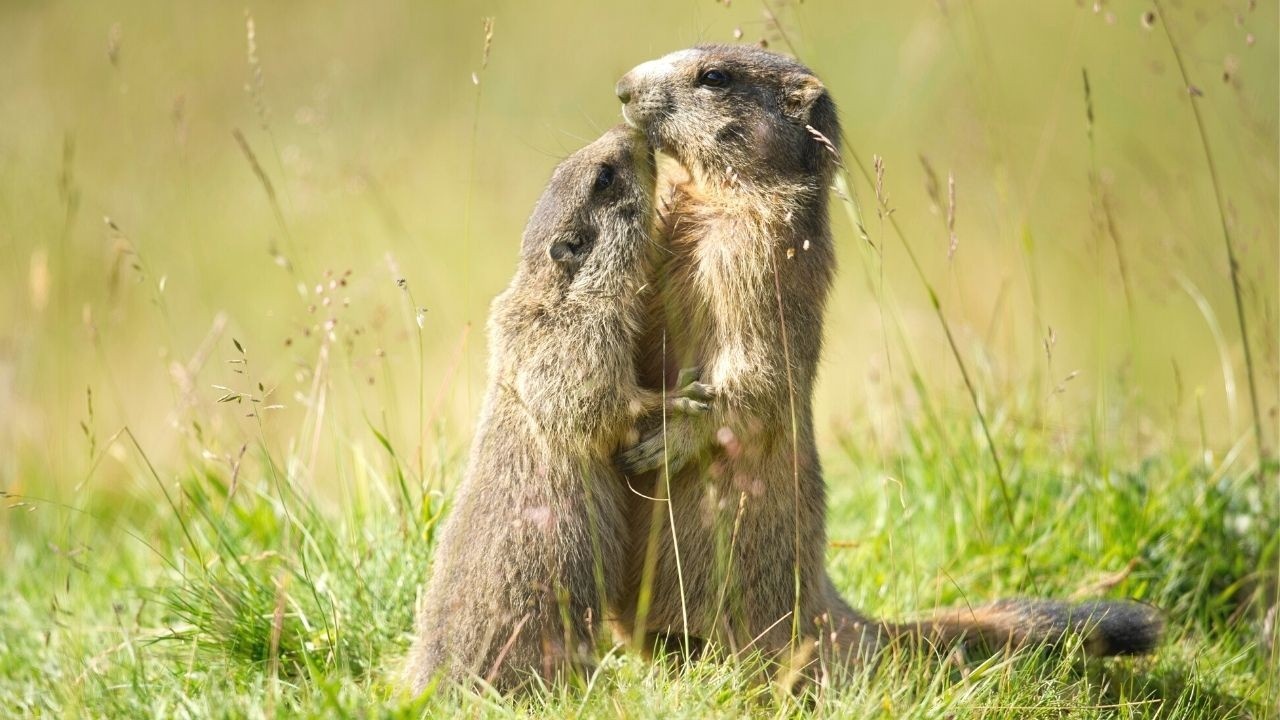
[636,225,716,393]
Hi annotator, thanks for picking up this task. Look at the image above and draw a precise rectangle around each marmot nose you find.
[615,75,634,104]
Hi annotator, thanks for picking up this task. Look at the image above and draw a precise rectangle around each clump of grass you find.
[154,467,433,679]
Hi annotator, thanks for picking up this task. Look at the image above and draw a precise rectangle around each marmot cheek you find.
[749,117,776,148]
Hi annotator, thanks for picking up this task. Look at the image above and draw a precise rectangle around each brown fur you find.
[406,126,700,694]
[613,44,1162,678]
[893,599,1164,657]
[613,44,871,672]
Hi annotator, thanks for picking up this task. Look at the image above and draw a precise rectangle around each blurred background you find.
[1,0,1275,498]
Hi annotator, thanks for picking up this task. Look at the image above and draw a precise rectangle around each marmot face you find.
[615,44,840,185]
[519,125,655,294]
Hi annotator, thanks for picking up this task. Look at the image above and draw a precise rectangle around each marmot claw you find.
[671,397,709,416]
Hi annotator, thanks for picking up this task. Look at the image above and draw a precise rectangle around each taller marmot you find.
[612,45,1162,674]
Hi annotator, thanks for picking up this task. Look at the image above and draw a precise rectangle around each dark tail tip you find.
[1070,599,1164,656]
[982,598,1165,656]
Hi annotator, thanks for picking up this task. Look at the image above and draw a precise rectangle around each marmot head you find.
[519,125,655,296]
[616,45,840,187]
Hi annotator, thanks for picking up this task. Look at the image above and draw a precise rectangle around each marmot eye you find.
[593,164,615,192]
[697,69,730,88]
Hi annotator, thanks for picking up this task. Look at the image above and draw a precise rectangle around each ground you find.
[3,409,1274,718]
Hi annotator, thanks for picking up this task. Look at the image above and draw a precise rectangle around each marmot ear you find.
[548,234,590,274]
[549,241,575,264]
[782,74,827,123]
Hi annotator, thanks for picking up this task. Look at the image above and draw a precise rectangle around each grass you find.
[1,0,1277,717]
[2,398,1275,717]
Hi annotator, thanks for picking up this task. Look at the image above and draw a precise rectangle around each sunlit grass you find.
[2,405,1274,717]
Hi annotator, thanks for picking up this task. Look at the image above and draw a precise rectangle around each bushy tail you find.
[885,598,1164,657]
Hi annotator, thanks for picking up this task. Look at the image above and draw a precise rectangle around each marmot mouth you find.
[620,103,640,130]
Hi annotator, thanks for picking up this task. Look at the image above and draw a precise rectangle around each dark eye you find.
[593,164,615,192]
[697,68,730,88]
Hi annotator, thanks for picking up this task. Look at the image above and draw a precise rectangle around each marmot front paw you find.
[671,365,717,416]
[618,431,675,475]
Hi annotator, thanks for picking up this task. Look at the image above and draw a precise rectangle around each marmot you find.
[405,126,712,694]
[612,45,1162,675]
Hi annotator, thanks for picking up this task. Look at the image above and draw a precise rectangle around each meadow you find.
[1,1,1276,717]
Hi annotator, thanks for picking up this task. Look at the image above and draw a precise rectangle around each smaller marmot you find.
[405,126,712,694]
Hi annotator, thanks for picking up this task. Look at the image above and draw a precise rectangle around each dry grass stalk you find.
[1149,0,1270,474]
